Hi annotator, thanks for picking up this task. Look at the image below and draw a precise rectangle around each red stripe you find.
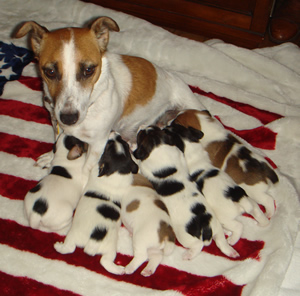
[0,98,51,125]
[0,132,53,160]
[216,118,277,150]
[0,271,80,296]
[0,173,37,200]
[18,75,43,92]
[190,86,283,125]
[0,219,245,296]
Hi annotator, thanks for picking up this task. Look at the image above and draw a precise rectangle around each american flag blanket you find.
[0,1,299,296]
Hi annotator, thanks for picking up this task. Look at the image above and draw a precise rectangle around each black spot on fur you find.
[186,203,212,242]
[190,170,204,182]
[84,191,109,202]
[90,227,107,241]
[205,169,219,179]
[167,123,204,143]
[96,204,120,221]
[224,186,247,202]
[113,200,121,208]
[153,167,177,179]
[33,198,48,215]
[29,183,42,193]
[238,147,279,184]
[152,180,185,197]
[50,166,72,179]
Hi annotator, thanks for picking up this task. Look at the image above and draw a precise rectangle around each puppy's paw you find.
[36,151,54,168]
[54,241,75,254]
[141,268,154,277]
[227,235,240,246]
[227,248,240,258]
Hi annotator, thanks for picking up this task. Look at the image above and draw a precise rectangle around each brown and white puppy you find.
[121,174,175,276]
[171,109,279,218]
[54,132,138,275]
[133,126,239,260]
[24,133,88,232]
[14,17,204,173]
[165,124,269,246]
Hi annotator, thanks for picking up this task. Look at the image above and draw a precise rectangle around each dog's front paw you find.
[36,151,54,169]
[54,241,75,254]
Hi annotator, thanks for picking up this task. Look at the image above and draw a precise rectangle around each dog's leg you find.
[213,223,239,258]
[125,247,149,275]
[222,220,244,246]
[240,197,270,227]
[54,238,76,254]
[100,252,125,275]
[36,150,54,169]
[141,248,163,277]
[182,240,205,260]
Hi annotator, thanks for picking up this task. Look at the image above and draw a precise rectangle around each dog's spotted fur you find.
[54,132,138,275]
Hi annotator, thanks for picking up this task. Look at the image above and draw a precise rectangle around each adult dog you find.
[14,16,204,171]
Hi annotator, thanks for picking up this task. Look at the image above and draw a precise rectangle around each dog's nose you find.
[60,112,79,125]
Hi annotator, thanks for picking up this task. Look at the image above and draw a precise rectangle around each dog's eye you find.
[83,66,95,77]
[44,68,56,79]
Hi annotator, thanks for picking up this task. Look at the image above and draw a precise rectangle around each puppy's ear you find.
[89,17,120,52]
[13,21,48,57]
[130,161,139,174]
[133,146,149,161]
[67,145,84,160]
[188,127,204,141]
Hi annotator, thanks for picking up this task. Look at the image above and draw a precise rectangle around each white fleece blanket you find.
[0,0,299,295]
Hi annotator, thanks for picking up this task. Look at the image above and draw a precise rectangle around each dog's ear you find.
[89,17,120,51]
[133,146,149,161]
[13,21,48,57]
[67,145,84,160]
[188,127,204,141]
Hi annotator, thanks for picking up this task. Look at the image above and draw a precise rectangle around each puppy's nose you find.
[60,112,79,125]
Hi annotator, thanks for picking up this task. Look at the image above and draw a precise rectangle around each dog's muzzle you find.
[60,111,79,125]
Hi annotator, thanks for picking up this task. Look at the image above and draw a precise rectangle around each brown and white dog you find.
[14,17,204,172]
[170,109,279,219]
[121,174,176,276]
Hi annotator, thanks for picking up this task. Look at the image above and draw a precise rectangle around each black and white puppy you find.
[171,109,278,219]
[133,126,239,260]
[165,124,269,246]
[54,132,138,275]
[24,133,88,232]
[121,174,176,276]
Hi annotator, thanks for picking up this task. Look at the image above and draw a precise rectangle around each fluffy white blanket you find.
[0,0,299,295]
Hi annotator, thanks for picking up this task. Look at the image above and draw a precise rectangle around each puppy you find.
[171,109,279,218]
[133,126,239,260]
[14,17,205,174]
[54,132,138,275]
[165,124,269,246]
[24,133,88,232]
[121,173,175,276]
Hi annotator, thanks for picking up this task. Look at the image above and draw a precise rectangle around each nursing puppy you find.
[54,132,138,275]
[121,174,176,276]
[14,17,205,173]
[171,109,279,219]
[24,133,88,232]
[133,126,239,260]
[165,124,269,246]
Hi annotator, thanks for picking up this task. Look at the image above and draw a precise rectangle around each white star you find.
[14,53,27,62]
[0,59,6,68]
[0,67,17,79]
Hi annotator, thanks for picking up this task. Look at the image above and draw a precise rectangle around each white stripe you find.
[2,81,43,106]
[0,115,54,143]
[0,152,48,181]
[0,244,182,296]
